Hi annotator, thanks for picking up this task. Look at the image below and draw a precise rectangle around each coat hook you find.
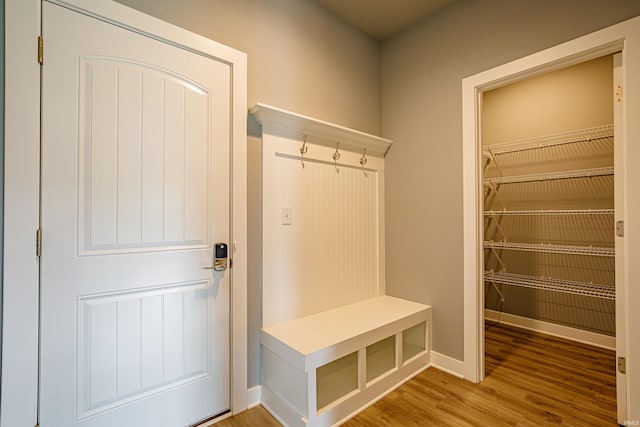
[360,148,368,177]
[300,135,308,168]
[333,142,341,163]
[332,142,341,173]
[360,148,368,167]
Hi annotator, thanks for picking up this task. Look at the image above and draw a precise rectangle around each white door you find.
[39,3,232,426]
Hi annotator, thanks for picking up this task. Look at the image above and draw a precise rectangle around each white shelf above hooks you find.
[249,103,393,157]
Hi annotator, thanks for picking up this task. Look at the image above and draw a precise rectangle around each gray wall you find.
[116,0,381,134]
[115,0,640,383]
[115,0,382,388]
[381,0,640,360]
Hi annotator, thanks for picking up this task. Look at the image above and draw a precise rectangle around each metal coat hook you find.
[332,143,341,162]
[360,149,368,167]
[332,142,341,166]
[300,135,308,168]
[360,148,368,177]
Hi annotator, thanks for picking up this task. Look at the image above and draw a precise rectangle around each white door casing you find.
[1,1,248,426]
[613,51,626,425]
[462,16,640,423]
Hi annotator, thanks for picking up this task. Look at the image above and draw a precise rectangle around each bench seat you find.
[260,295,432,427]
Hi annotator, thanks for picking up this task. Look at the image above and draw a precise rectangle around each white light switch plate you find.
[281,206,292,225]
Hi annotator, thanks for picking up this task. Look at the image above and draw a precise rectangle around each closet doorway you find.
[481,57,616,339]
[460,18,640,424]
[480,54,619,418]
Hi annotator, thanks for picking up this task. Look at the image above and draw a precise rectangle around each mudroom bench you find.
[260,295,432,427]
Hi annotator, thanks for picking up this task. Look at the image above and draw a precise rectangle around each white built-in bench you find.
[260,296,432,427]
[251,104,429,426]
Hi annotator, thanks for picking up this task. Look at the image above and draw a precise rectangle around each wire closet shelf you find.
[484,271,615,300]
[484,166,613,185]
[482,124,616,303]
[483,241,615,257]
[484,209,614,216]
[482,124,614,157]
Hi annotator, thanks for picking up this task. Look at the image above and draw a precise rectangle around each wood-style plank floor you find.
[216,322,617,426]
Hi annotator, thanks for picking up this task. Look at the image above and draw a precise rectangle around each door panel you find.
[40,3,231,426]
[77,281,210,418]
[79,58,211,254]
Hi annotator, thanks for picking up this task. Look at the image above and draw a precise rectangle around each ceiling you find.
[313,0,459,41]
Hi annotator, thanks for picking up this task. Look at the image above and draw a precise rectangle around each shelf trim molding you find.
[249,103,393,157]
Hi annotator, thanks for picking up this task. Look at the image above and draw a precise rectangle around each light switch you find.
[281,206,292,225]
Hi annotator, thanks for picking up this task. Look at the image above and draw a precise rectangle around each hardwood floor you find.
[218,322,617,426]
[214,405,280,427]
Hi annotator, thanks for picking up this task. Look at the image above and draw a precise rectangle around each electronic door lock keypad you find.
[205,242,228,271]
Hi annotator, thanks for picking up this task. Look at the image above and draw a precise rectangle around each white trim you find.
[48,0,244,63]
[247,386,262,409]
[1,1,41,426]
[461,74,484,383]
[485,310,616,351]
[462,16,640,422]
[613,50,627,425]
[229,22,249,416]
[1,1,248,425]
[429,352,465,379]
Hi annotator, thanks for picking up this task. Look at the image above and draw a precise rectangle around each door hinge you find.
[618,356,626,374]
[36,229,42,257]
[38,35,44,64]
[615,84,623,102]
[229,258,233,269]
[616,220,624,237]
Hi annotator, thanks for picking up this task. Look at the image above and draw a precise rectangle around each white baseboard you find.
[429,351,465,378]
[485,309,616,350]
[247,385,262,409]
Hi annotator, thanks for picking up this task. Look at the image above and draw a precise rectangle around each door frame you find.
[462,15,640,422]
[1,1,248,426]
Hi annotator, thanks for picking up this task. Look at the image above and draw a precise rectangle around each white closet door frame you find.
[462,16,640,423]
[0,1,248,426]
[613,51,626,426]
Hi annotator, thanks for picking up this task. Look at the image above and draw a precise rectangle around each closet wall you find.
[481,55,615,336]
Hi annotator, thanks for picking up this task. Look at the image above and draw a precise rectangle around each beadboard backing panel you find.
[262,130,386,327]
